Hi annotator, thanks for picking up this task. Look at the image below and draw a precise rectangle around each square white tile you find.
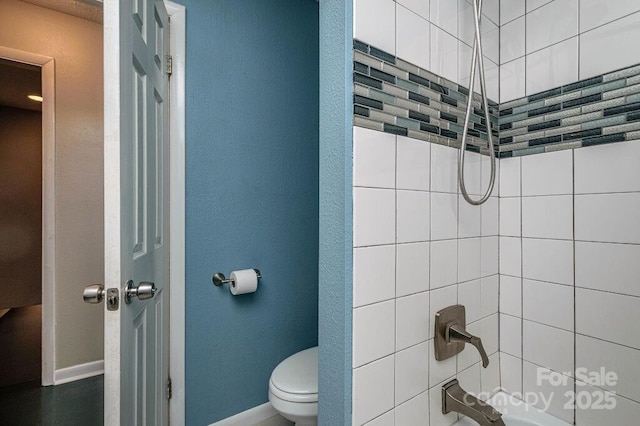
[353,127,396,189]
[396,291,430,350]
[500,57,526,103]
[579,10,640,79]
[481,196,499,236]
[521,149,573,196]
[481,236,499,277]
[431,143,458,193]
[500,275,522,317]
[521,195,573,240]
[395,342,429,405]
[481,352,501,396]
[522,238,574,285]
[458,238,482,283]
[480,313,499,355]
[500,0,525,24]
[458,279,481,323]
[576,334,640,402]
[499,197,521,237]
[430,25,459,84]
[522,279,574,331]
[394,391,429,426]
[430,0,458,35]
[580,0,640,33]
[459,195,482,238]
[353,300,396,367]
[526,0,578,54]
[430,239,458,289]
[526,37,578,95]
[353,355,396,425]
[500,352,522,394]
[396,5,431,72]
[396,242,430,297]
[574,140,640,194]
[396,0,430,20]
[522,361,575,424]
[523,320,574,376]
[457,362,482,397]
[397,135,431,191]
[500,313,522,357]
[354,245,396,307]
[397,190,430,243]
[575,193,640,244]
[576,288,640,350]
[499,157,521,197]
[575,384,640,426]
[428,342,457,388]
[480,274,499,317]
[575,241,640,298]
[500,16,525,63]
[431,192,458,241]
[354,188,396,247]
[354,0,396,54]
[363,410,394,426]
[499,237,522,277]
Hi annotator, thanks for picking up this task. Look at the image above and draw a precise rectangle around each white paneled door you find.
[104,0,170,424]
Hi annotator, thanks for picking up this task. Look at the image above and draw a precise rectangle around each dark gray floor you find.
[0,375,103,425]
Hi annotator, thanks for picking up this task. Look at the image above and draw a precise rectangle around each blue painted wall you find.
[318,0,353,424]
[179,1,319,423]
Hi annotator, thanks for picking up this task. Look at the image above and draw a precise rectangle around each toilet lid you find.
[270,346,318,402]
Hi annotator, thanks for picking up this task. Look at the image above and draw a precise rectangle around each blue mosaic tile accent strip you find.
[498,64,640,157]
[353,40,640,157]
[352,40,499,154]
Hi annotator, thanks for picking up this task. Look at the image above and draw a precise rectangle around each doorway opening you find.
[0,58,43,388]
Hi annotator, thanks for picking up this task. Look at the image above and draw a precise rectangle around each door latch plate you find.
[106,288,119,311]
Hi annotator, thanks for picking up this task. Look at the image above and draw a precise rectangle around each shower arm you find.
[459,0,496,206]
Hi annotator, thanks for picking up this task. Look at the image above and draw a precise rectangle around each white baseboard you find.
[210,402,289,426]
[54,359,104,385]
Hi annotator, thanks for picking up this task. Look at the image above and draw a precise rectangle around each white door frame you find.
[0,46,56,386]
[166,1,186,424]
[0,4,186,419]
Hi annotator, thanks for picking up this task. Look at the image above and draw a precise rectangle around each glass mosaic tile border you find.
[352,39,500,155]
[352,40,640,157]
[498,65,640,157]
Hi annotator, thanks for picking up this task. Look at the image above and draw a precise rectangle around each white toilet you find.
[268,346,318,426]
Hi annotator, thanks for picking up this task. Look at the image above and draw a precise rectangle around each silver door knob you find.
[124,280,156,304]
[83,284,105,304]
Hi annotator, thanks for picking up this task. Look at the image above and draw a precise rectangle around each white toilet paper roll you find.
[230,269,259,295]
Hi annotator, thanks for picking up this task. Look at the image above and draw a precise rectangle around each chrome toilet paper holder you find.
[212,269,262,288]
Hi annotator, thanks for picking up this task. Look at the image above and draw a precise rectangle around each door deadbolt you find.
[124,280,156,304]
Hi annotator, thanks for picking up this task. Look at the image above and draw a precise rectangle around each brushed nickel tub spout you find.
[442,379,505,426]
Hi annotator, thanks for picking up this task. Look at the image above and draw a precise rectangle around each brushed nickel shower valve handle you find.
[447,323,490,368]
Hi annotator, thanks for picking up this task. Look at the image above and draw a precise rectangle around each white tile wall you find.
[575,384,640,425]
[352,132,499,425]
[497,140,640,425]
[396,5,431,71]
[522,279,573,331]
[354,245,396,307]
[353,0,396,54]
[525,0,578,54]
[499,0,640,101]
[522,238,574,285]
[522,362,575,423]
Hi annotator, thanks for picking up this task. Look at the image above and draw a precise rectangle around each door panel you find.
[104,0,170,424]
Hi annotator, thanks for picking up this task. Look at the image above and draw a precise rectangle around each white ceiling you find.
[19,0,103,24]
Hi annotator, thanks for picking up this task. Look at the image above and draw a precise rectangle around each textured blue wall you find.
[179,1,319,423]
[318,1,353,424]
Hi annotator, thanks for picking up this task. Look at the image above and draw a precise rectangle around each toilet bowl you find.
[268,346,318,426]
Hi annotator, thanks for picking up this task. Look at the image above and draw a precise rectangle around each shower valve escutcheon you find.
[435,305,490,368]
